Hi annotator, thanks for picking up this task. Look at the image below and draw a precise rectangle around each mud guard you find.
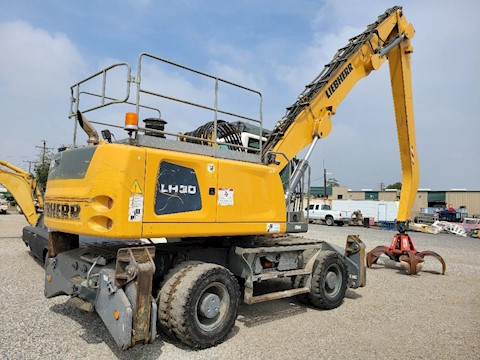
[321,235,366,288]
[345,235,366,288]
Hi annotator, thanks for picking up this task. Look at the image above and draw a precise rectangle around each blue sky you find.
[0,0,479,190]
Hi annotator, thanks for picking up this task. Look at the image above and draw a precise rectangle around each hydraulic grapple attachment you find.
[366,233,446,275]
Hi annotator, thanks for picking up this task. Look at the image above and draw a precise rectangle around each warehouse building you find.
[311,187,480,216]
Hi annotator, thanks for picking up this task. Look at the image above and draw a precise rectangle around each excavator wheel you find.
[157,261,240,349]
[157,261,202,339]
[308,251,348,310]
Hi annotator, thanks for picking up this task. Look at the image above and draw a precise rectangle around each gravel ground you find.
[0,213,479,359]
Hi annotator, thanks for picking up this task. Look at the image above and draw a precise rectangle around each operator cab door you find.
[142,150,219,224]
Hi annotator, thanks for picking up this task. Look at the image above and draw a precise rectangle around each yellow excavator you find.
[43,7,443,350]
[0,160,44,226]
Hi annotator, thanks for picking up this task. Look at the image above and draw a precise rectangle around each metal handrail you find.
[68,52,264,160]
[135,53,263,156]
[70,63,131,146]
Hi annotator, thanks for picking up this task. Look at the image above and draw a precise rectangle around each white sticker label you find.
[218,188,234,206]
[267,223,280,233]
[129,194,144,222]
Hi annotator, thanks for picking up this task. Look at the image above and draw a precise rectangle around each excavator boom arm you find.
[388,34,418,223]
[0,160,44,226]
[263,6,418,223]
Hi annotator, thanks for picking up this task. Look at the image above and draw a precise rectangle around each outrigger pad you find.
[96,269,133,350]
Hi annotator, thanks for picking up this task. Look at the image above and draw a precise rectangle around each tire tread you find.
[157,262,239,349]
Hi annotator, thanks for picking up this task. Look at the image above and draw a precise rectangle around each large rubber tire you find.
[325,216,334,226]
[308,251,348,310]
[157,262,240,349]
[157,261,201,339]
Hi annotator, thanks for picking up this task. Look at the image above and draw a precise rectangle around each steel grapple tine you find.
[366,246,391,268]
[417,251,446,275]
[399,252,423,275]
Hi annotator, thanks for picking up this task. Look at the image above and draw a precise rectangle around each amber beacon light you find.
[124,112,139,131]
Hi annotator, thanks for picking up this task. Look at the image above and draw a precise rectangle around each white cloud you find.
[273,25,363,96]
[0,21,84,98]
[0,21,86,166]
[207,41,254,65]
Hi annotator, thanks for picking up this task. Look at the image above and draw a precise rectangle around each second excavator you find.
[0,160,44,226]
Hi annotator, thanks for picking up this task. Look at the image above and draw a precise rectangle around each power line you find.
[23,160,34,173]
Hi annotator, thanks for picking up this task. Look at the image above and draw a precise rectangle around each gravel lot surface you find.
[0,213,479,359]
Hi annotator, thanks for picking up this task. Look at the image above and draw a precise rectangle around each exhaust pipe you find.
[76,110,99,146]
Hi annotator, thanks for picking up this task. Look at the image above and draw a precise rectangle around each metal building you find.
[313,187,480,217]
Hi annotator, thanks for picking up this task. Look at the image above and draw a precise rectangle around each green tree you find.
[35,162,51,193]
[34,144,54,193]
[326,178,340,187]
[386,182,402,190]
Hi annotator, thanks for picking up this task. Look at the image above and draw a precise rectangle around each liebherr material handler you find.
[44,6,440,350]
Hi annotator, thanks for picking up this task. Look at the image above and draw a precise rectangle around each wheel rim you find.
[324,264,342,298]
[195,281,230,332]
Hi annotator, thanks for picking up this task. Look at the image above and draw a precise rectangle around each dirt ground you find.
[0,213,479,359]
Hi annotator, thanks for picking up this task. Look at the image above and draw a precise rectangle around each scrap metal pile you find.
[409,221,467,237]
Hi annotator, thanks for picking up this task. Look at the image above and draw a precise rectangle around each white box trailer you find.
[331,200,399,223]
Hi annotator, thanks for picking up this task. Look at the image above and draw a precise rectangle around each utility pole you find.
[36,140,53,166]
[379,182,385,191]
[323,168,327,199]
[23,160,34,173]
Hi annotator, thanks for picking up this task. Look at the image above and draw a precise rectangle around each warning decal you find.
[129,194,144,222]
[130,180,143,194]
[218,188,234,206]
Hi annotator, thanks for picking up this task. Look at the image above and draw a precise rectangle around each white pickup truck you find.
[305,203,350,226]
